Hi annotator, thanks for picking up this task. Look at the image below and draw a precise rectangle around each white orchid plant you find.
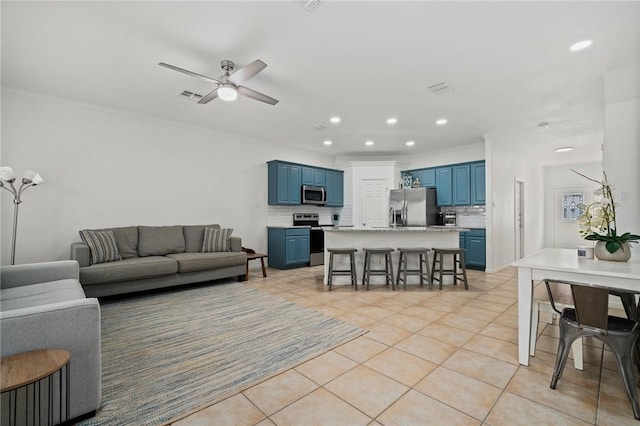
[573,169,639,254]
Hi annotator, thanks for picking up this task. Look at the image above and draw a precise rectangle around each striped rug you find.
[80,282,365,425]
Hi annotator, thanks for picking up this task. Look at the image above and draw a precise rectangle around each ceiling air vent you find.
[298,0,321,12]
[312,124,327,131]
[179,90,204,102]
[428,81,453,94]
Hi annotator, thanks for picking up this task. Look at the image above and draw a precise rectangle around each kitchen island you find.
[323,226,469,287]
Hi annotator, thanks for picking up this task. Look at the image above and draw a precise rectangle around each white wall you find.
[404,142,485,169]
[603,64,640,255]
[543,162,602,249]
[485,135,545,272]
[0,89,336,264]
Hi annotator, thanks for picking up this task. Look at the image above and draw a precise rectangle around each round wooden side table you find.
[1,349,70,426]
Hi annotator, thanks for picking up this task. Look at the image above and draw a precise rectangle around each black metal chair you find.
[544,279,640,420]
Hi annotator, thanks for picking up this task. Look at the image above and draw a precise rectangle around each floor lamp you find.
[0,166,45,265]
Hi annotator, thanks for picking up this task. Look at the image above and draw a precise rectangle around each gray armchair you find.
[0,260,102,422]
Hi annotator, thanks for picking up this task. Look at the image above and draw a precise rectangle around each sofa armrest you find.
[0,260,79,289]
[0,298,102,417]
[230,236,242,252]
[71,242,91,267]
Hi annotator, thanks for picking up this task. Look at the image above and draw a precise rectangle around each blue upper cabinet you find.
[325,169,344,207]
[268,161,302,205]
[435,167,453,206]
[269,160,342,206]
[470,162,486,205]
[417,169,436,187]
[452,164,471,205]
[302,166,326,187]
[405,160,485,206]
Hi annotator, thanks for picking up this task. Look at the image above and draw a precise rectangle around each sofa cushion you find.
[202,228,233,252]
[80,256,178,285]
[79,230,122,265]
[107,226,139,259]
[138,225,185,256]
[0,279,86,311]
[183,224,220,253]
[165,252,246,273]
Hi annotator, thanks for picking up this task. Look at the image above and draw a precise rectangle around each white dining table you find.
[512,247,640,366]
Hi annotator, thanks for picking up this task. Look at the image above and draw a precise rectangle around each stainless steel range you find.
[292,213,331,266]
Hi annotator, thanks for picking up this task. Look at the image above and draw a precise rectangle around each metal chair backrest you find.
[570,285,609,329]
[544,279,609,329]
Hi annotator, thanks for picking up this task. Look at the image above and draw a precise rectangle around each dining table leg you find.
[518,266,534,366]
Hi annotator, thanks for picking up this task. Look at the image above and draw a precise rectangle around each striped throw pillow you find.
[79,230,122,265]
[202,227,233,252]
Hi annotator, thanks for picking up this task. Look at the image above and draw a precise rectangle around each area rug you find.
[80,282,366,425]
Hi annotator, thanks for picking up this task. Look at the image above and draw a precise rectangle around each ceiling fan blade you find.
[198,88,220,104]
[237,86,279,105]
[227,59,267,85]
[158,62,221,84]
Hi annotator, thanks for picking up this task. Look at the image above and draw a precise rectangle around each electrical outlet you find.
[621,191,629,201]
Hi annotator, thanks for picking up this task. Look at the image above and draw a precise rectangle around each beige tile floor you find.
[172,265,639,426]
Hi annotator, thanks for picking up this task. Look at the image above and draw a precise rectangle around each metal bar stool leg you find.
[396,251,403,289]
[328,252,334,291]
[387,252,395,290]
[350,252,358,290]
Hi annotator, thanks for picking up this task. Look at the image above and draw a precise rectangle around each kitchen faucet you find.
[389,206,396,227]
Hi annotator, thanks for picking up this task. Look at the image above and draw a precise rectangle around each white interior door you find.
[515,179,525,259]
[361,179,387,227]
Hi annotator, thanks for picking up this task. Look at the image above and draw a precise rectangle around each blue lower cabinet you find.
[459,229,486,270]
[268,228,310,269]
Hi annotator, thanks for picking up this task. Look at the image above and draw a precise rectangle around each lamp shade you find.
[218,84,238,101]
[31,173,45,185]
[0,166,16,182]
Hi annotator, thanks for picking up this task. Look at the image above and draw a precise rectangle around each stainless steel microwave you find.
[302,185,326,205]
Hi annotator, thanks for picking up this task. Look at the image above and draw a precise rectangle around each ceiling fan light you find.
[218,84,238,101]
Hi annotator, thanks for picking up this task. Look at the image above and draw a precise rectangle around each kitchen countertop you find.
[325,226,470,232]
[267,225,311,229]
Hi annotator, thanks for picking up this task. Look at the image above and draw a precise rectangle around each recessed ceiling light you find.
[570,40,592,52]
[386,117,398,125]
[555,146,574,152]
[323,140,332,146]
[330,116,341,124]
[436,118,448,126]
[406,141,415,147]
[365,140,374,146]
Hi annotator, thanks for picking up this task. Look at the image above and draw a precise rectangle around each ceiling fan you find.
[158,59,279,105]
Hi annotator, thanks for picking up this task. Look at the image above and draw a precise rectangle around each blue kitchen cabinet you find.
[268,161,302,205]
[435,167,453,206]
[471,162,486,205]
[452,164,471,205]
[302,166,326,187]
[268,228,310,269]
[459,229,486,270]
[417,168,436,187]
[325,169,344,207]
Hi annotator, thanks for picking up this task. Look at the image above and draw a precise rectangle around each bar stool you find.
[362,248,395,290]
[396,247,432,290]
[430,248,469,290]
[327,248,358,291]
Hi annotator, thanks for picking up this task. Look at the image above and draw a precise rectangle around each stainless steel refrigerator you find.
[389,187,438,226]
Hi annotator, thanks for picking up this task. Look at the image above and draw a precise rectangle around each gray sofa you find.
[70,224,247,298]
[0,260,101,422]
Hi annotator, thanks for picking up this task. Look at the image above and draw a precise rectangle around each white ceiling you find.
[2,1,638,161]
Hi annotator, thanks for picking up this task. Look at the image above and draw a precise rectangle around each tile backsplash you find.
[444,205,486,228]
[266,206,347,226]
